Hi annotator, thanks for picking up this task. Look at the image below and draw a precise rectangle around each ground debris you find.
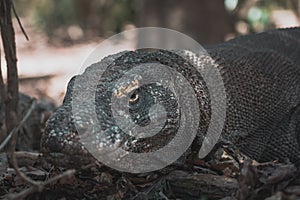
[0,156,300,199]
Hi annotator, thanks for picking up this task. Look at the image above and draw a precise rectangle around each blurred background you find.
[1,0,300,105]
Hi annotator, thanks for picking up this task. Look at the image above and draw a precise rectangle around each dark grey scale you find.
[128,84,177,127]
[127,84,180,152]
[41,27,300,169]
[94,49,207,154]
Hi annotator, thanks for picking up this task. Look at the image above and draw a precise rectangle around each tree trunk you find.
[138,0,235,45]
[0,0,19,161]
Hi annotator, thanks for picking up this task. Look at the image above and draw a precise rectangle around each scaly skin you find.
[41,28,300,169]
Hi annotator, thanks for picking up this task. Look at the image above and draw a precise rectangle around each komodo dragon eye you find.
[128,87,153,127]
[129,92,140,104]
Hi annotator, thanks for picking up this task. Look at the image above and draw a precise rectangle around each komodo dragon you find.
[41,27,300,169]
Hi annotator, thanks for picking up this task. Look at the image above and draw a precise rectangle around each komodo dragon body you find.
[41,28,300,169]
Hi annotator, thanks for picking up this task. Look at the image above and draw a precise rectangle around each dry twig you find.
[7,169,76,200]
[0,101,36,151]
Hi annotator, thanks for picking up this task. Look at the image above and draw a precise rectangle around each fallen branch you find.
[14,151,40,167]
[7,169,76,200]
[166,170,238,199]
